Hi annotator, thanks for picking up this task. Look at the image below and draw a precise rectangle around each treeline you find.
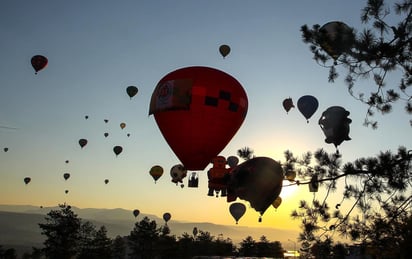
[0,204,286,259]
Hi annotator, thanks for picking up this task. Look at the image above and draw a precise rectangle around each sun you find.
[280,180,299,198]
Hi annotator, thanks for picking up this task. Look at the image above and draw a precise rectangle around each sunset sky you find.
[0,0,410,239]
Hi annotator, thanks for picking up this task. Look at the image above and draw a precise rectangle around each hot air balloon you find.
[297,95,319,123]
[133,209,140,218]
[65,160,69,164]
[120,123,126,129]
[126,86,138,99]
[282,97,295,113]
[170,164,187,185]
[226,157,283,219]
[188,172,199,187]
[319,21,354,61]
[104,119,109,123]
[227,156,239,168]
[208,156,230,197]
[285,170,296,182]
[127,133,131,137]
[272,196,282,209]
[31,55,48,74]
[24,177,31,185]
[229,202,246,224]
[104,179,109,184]
[318,106,352,151]
[79,138,88,148]
[149,66,248,170]
[63,173,70,181]
[65,190,69,194]
[3,147,8,152]
[113,146,123,156]
[219,44,231,58]
[163,212,171,223]
[104,132,109,138]
[150,165,164,183]
[85,115,89,120]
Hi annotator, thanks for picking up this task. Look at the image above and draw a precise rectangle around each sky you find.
[0,0,410,239]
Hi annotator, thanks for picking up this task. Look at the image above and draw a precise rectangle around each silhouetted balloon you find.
[65,190,69,194]
[282,97,295,113]
[126,86,138,99]
[3,147,8,152]
[104,119,109,123]
[65,160,69,164]
[272,196,282,209]
[319,21,354,60]
[113,146,123,156]
[285,170,296,182]
[219,44,231,58]
[104,132,109,138]
[104,179,109,184]
[79,139,88,148]
[63,173,70,181]
[227,156,239,168]
[226,157,283,217]
[120,123,126,129]
[31,55,48,74]
[127,133,130,137]
[150,165,164,183]
[85,115,89,120]
[229,202,246,224]
[24,177,31,185]
[163,212,171,223]
[297,95,319,122]
[170,164,187,185]
[133,209,140,218]
[318,106,352,150]
[149,66,248,170]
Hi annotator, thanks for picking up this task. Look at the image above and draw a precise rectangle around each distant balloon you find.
[133,209,140,218]
[149,66,248,170]
[219,44,231,58]
[113,146,123,156]
[229,202,246,224]
[120,123,126,129]
[319,21,354,60]
[24,177,31,185]
[282,97,295,113]
[226,157,283,218]
[3,147,8,152]
[31,55,48,74]
[285,170,296,182]
[127,133,131,137]
[63,173,70,181]
[227,156,239,168]
[104,179,109,184]
[65,160,69,164]
[318,106,352,151]
[104,119,109,123]
[65,190,69,194]
[79,139,88,148]
[170,164,187,185]
[272,196,282,209]
[150,165,164,183]
[297,95,319,122]
[163,212,171,223]
[104,132,109,138]
[85,115,89,120]
[126,86,138,99]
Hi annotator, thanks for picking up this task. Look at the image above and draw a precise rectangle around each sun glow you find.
[280,180,299,198]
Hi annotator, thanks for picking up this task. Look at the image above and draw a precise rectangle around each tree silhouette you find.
[301,0,411,128]
[128,216,160,259]
[38,204,81,259]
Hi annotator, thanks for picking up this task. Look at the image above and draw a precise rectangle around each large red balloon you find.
[31,55,48,74]
[149,66,248,170]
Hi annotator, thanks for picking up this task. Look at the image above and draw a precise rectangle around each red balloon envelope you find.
[149,66,248,170]
[31,55,48,74]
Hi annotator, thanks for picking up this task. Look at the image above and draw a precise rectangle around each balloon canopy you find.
[272,196,282,209]
[63,173,70,181]
[31,55,48,74]
[226,157,283,216]
[219,44,231,58]
[149,66,248,170]
[318,106,352,149]
[24,177,31,185]
[282,98,295,113]
[104,179,109,184]
[79,139,88,148]
[229,202,246,224]
[297,95,319,122]
[113,146,123,156]
[150,165,164,183]
[319,21,354,60]
[120,123,126,129]
[227,156,239,168]
[163,212,171,223]
[126,86,138,99]
[133,209,140,218]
